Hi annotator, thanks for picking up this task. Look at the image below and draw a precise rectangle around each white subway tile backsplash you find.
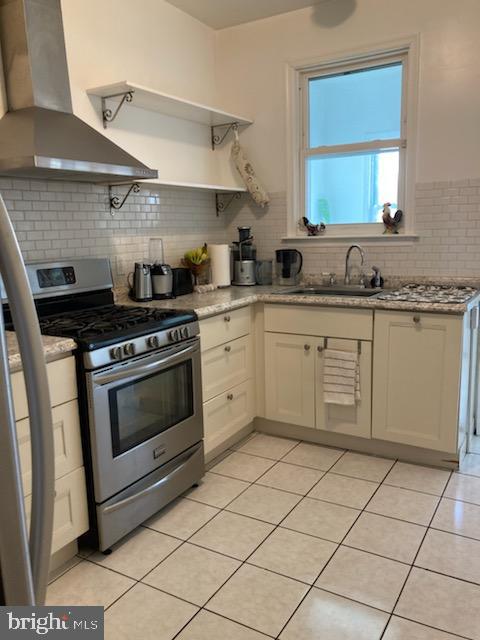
[1,176,479,284]
[0,178,227,285]
[224,178,480,279]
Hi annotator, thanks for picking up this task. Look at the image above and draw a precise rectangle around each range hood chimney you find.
[0,0,157,182]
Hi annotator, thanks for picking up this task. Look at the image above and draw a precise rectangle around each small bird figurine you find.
[382,203,403,234]
[302,216,326,236]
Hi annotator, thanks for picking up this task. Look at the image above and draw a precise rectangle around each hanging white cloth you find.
[323,348,361,406]
[231,127,270,208]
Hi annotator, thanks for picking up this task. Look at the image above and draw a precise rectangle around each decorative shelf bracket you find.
[108,183,140,216]
[101,90,135,128]
[215,191,241,216]
[211,122,239,150]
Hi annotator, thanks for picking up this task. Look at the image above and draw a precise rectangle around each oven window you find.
[109,361,193,457]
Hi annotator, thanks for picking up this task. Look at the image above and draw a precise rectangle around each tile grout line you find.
[164,438,306,639]
[47,435,478,639]
[391,613,471,640]
[378,468,454,640]
[167,440,311,640]
[273,454,398,638]
[170,438,351,639]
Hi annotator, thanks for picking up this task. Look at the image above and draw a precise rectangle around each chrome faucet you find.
[344,244,365,285]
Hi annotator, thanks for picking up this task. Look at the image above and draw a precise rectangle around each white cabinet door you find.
[12,356,77,421]
[203,379,254,456]
[316,338,372,439]
[372,311,463,453]
[25,467,89,555]
[17,400,83,497]
[202,335,253,402]
[265,332,315,428]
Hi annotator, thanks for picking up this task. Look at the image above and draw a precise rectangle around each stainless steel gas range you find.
[2,258,204,551]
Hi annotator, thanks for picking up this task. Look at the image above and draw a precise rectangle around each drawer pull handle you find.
[227,393,234,400]
[413,315,421,324]
[224,345,231,352]
[304,344,311,351]
[224,315,231,322]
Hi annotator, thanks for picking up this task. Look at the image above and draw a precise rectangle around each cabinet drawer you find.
[200,306,251,352]
[202,335,253,402]
[264,305,373,341]
[17,400,83,497]
[25,467,89,555]
[12,356,77,421]
[203,379,254,455]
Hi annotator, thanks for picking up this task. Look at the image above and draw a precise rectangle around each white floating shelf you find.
[142,179,246,193]
[87,81,253,127]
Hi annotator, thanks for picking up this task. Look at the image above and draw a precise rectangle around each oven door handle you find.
[93,342,199,385]
[102,446,200,514]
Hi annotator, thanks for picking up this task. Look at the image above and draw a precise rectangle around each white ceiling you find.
[165,0,324,30]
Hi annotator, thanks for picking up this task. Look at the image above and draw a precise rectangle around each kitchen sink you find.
[275,286,382,297]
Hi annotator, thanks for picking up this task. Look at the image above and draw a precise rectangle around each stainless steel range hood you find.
[0,0,158,183]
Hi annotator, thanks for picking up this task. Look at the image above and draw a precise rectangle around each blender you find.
[149,237,173,299]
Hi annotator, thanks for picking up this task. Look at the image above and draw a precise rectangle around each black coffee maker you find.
[275,249,303,285]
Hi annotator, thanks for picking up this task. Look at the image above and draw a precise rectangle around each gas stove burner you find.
[377,283,478,304]
[38,304,198,350]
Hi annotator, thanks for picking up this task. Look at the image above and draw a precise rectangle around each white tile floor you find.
[47,435,480,640]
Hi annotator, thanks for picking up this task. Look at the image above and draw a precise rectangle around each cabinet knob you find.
[227,393,234,400]
[224,315,231,322]
[317,345,324,353]
[304,344,311,351]
[224,345,231,352]
[413,315,421,324]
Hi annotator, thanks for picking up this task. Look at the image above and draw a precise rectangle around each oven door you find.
[86,337,203,503]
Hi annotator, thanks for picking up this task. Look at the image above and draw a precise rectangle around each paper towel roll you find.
[209,244,231,287]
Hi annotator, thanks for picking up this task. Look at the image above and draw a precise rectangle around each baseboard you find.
[254,417,459,470]
[48,540,79,578]
[204,422,255,465]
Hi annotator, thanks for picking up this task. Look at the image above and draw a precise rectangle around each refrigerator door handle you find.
[0,194,54,605]
[0,303,34,605]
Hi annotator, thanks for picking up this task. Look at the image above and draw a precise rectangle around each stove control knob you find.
[110,346,122,360]
[168,329,179,342]
[181,326,189,339]
[123,342,136,356]
[147,335,160,349]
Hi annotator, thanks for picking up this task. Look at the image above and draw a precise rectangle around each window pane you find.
[109,361,193,457]
[308,63,403,147]
[306,149,399,225]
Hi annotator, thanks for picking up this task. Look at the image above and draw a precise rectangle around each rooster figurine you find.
[302,216,326,236]
[382,203,403,234]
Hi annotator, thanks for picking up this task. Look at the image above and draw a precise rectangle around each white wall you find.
[215,0,480,190]
[0,0,229,282]
[58,0,234,188]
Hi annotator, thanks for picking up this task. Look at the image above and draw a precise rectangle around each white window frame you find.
[285,36,419,241]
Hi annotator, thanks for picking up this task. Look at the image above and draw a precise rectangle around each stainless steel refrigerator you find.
[0,194,55,605]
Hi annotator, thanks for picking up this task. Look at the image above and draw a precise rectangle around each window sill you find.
[282,234,419,246]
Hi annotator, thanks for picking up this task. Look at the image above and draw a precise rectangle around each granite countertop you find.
[7,331,77,373]
[115,281,480,319]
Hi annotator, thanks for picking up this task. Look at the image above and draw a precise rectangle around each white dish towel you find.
[323,348,360,406]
